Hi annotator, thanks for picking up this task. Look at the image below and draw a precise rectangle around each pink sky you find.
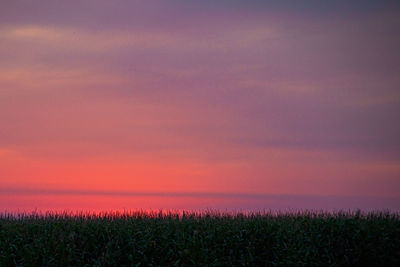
[1,1,399,211]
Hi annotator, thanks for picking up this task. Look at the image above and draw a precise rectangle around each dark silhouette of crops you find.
[1,210,399,266]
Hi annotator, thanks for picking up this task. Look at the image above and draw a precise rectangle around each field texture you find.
[1,210,399,266]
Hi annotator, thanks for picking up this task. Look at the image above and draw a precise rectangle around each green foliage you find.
[1,210,399,266]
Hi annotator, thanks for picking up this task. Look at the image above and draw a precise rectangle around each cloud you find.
[1,22,276,53]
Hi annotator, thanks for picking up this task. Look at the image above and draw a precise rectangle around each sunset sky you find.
[1,1,399,211]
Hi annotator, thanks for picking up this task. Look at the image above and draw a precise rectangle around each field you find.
[1,210,399,266]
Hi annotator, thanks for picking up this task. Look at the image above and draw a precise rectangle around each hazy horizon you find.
[1,187,399,213]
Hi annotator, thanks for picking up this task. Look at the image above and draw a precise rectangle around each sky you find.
[1,0,400,211]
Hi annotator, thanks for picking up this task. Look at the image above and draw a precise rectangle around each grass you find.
[1,210,399,266]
